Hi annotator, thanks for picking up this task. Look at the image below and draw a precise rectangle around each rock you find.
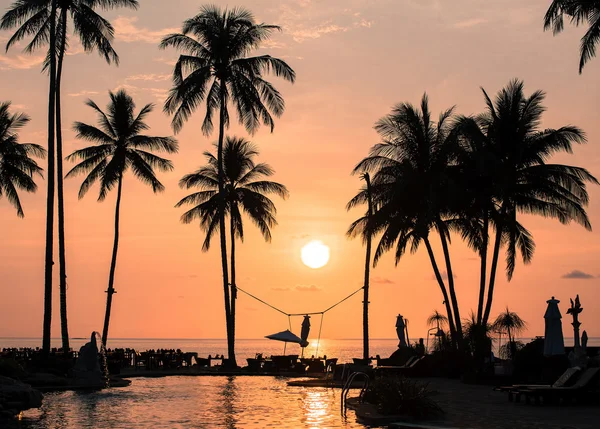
[23,372,68,387]
[0,376,43,418]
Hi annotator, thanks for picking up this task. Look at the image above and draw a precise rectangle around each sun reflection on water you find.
[12,377,364,429]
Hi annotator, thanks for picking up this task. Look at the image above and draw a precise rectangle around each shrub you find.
[362,376,443,419]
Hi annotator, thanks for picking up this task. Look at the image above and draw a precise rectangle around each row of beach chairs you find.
[495,367,600,405]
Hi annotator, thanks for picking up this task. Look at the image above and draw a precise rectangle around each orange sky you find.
[0,0,599,343]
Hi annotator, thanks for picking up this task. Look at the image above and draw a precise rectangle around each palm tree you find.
[66,90,178,346]
[176,136,288,357]
[160,5,295,366]
[544,0,600,73]
[491,307,526,359]
[1,0,57,356]
[458,80,598,325]
[351,94,463,345]
[346,173,375,360]
[1,0,138,353]
[0,102,46,217]
[427,310,448,330]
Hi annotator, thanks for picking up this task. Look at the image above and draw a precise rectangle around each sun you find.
[301,240,330,269]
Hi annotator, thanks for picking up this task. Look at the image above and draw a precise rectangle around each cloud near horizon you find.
[295,284,322,292]
[561,270,595,280]
[372,277,395,285]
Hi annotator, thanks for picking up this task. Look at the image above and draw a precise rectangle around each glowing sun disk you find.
[301,240,330,269]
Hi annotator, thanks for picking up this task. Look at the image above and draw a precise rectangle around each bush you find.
[362,376,443,419]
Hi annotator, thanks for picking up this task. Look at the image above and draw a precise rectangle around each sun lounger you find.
[517,367,600,405]
[494,366,581,402]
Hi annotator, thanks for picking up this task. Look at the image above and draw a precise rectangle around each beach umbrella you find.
[265,329,303,354]
[544,296,565,356]
[396,314,408,348]
[300,315,310,350]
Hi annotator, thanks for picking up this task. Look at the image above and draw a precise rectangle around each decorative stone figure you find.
[567,295,583,348]
[72,333,104,386]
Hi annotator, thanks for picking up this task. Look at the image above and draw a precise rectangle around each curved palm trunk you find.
[217,87,234,367]
[476,212,489,324]
[437,222,462,340]
[230,211,237,361]
[102,175,123,346]
[56,9,69,354]
[363,174,373,360]
[423,237,458,345]
[42,0,58,357]
[482,206,506,325]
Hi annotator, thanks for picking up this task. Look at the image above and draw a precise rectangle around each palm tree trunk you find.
[102,175,123,346]
[482,207,506,325]
[423,237,458,345]
[217,86,233,367]
[476,212,489,324]
[437,222,462,339]
[363,174,373,361]
[230,211,237,364]
[56,9,69,354]
[42,0,58,357]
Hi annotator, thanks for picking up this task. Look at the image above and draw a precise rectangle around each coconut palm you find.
[1,0,57,356]
[492,307,526,359]
[544,0,600,73]
[160,5,295,366]
[176,136,288,354]
[457,80,598,325]
[1,0,138,353]
[351,94,463,344]
[0,102,46,217]
[346,173,375,360]
[66,90,178,346]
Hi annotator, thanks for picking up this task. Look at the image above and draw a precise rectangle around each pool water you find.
[12,376,369,429]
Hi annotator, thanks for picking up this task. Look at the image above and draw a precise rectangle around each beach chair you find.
[495,366,581,402]
[517,367,600,405]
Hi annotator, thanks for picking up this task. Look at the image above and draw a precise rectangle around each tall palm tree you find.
[458,80,598,325]
[0,102,46,217]
[1,0,138,353]
[346,173,374,360]
[176,136,288,356]
[1,0,57,356]
[352,94,463,345]
[160,5,295,366]
[491,307,526,359]
[66,90,178,346]
[544,0,600,73]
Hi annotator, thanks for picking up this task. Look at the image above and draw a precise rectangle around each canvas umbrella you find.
[300,316,310,356]
[396,314,408,348]
[265,329,303,355]
[544,296,565,356]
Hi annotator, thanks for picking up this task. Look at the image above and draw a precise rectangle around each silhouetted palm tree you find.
[161,5,295,366]
[458,80,598,325]
[1,0,57,355]
[346,173,374,360]
[0,102,46,217]
[544,0,600,73]
[1,0,138,352]
[66,90,178,346]
[427,310,448,330]
[177,136,288,353]
[352,94,463,344]
[492,307,526,359]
